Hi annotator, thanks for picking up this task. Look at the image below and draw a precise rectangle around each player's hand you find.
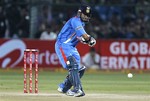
[88,37,96,47]
[80,37,88,44]
[77,36,88,44]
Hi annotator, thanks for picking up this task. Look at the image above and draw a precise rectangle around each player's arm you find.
[71,18,96,47]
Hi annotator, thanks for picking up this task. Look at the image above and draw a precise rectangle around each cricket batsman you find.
[55,4,96,97]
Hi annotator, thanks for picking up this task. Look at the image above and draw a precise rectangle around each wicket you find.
[24,49,39,93]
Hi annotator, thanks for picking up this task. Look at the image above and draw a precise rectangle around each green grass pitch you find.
[0,68,150,101]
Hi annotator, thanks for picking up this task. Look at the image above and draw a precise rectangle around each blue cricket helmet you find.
[78,4,92,17]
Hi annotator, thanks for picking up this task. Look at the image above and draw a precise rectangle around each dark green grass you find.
[0,69,150,94]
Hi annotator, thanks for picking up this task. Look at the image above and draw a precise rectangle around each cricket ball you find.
[127,73,133,78]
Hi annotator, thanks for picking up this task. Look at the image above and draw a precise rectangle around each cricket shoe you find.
[57,83,65,93]
[66,89,85,97]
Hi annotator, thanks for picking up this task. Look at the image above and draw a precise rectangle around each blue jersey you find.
[56,16,86,47]
[55,16,87,69]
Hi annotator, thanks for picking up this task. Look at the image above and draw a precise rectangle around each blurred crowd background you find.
[0,0,150,39]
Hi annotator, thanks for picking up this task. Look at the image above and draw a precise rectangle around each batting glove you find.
[88,37,96,47]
